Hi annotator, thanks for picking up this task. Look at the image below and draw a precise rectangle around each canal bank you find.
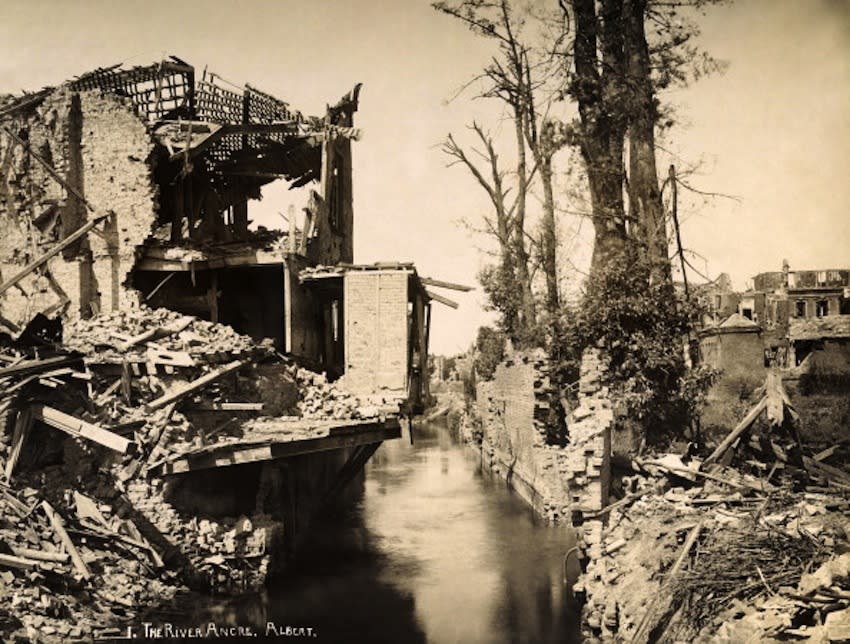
[144,419,582,643]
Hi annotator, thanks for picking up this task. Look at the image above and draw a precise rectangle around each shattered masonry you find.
[0,56,449,642]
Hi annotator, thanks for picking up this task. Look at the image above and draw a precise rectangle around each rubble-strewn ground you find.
[0,306,395,642]
[577,434,850,642]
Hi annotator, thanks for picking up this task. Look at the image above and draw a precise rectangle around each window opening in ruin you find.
[741,307,753,320]
[795,301,806,318]
[817,271,827,286]
[816,300,828,317]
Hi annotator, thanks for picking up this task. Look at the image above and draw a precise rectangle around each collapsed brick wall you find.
[474,350,573,524]
[470,348,613,524]
[561,348,612,514]
[0,88,157,327]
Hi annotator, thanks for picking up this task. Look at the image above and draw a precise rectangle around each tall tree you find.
[436,0,567,343]
[566,0,630,277]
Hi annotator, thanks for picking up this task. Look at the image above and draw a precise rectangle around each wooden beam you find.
[10,546,68,563]
[147,360,245,410]
[3,407,33,481]
[420,277,474,292]
[702,396,767,467]
[156,420,401,475]
[0,212,110,297]
[425,289,459,309]
[1,125,96,212]
[42,501,91,579]
[0,552,39,570]
[31,404,131,454]
[186,402,264,411]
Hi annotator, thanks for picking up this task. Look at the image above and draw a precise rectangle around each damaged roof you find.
[790,316,850,341]
[0,56,361,192]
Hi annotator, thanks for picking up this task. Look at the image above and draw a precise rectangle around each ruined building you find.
[0,56,446,408]
[0,59,468,638]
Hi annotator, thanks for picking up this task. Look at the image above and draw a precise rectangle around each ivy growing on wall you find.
[555,250,718,444]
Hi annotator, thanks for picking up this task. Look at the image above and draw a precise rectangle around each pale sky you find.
[1,0,847,354]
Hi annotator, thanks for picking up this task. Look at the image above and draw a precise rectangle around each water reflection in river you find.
[183,422,581,643]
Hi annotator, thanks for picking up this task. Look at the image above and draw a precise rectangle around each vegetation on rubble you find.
[472,325,505,381]
[556,250,718,442]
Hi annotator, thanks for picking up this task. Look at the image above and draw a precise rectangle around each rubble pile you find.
[0,306,399,642]
[576,371,850,643]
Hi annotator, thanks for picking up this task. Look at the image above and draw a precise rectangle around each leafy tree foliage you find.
[473,325,507,381]
[557,249,718,442]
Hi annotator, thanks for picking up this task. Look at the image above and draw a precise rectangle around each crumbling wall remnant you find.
[0,88,157,328]
[562,348,612,513]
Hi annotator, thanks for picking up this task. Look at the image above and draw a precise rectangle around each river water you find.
[172,421,582,643]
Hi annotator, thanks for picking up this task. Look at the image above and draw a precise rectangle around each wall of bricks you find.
[471,348,613,525]
[560,348,611,514]
[342,271,408,395]
[0,88,156,327]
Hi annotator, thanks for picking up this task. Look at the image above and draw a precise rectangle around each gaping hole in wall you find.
[131,265,285,349]
[165,463,264,518]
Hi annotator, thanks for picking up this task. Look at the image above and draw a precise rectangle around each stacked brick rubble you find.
[561,348,612,514]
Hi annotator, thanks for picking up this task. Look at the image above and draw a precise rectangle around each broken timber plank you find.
[10,546,68,563]
[702,396,768,467]
[147,360,245,410]
[425,289,459,309]
[31,404,131,454]
[186,402,264,411]
[42,501,91,579]
[0,355,81,379]
[0,212,110,297]
[0,552,40,570]
[420,277,474,292]
[116,315,194,352]
[4,407,33,481]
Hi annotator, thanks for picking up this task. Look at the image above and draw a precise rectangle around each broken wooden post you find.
[42,501,91,579]
[702,396,768,467]
[31,404,131,454]
[0,212,110,298]
[147,360,245,410]
[4,407,33,481]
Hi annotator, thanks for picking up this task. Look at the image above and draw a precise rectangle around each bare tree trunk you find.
[571,0,629,277]
[539,153,560,318]
[625,0,670,287]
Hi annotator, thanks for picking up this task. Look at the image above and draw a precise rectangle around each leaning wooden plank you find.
[31,404,131,454]
[42,501,91,579]
[10,546,69,563]
[0,355,81,380]
[0,212,110,297]
[4,407,33,481]
[0,552,40,570]
[632,521,705,644]
[147,360,245,410]
[1,125,96,212]
[702,396,768,467]
[420,277,474,292]
[424,289,459,309]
